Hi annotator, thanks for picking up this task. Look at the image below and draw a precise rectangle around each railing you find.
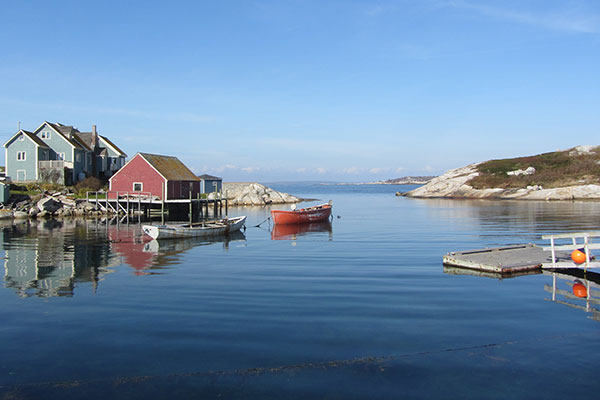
[542,231,600,269]
[39,160,74,169]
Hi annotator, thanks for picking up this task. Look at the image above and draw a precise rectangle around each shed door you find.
[181,181,190,198]
[16,170,26,181]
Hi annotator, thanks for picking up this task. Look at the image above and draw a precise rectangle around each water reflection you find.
[1,218,246,296]
[544,269,600,322]
[139,231,246,274]
[443,265,600,322]
[271,220,333,240]
[415,198,600,241]
[2,219,117,297]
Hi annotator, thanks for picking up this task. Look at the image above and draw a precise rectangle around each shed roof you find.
[139,153,200,181]
[198,174,222,181]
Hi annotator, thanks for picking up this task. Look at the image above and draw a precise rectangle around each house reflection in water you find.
[2,219,119,298]
[2,218,248,296]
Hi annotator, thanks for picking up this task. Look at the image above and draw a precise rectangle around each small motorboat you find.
[271,202,332,225]
[142,216,246,240]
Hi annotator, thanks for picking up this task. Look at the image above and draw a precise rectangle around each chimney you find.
[92,125,98,148]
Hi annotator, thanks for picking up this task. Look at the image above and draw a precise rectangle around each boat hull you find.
[142,216,246,240]
[271,204,331,225]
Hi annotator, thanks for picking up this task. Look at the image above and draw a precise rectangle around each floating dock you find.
[442,244,557,274]
[444,231,600,274]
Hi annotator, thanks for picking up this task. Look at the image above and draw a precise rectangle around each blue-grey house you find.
[198,174,223,193]
[4,121,127,184]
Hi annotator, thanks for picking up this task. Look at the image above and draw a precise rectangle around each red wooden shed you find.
[108,153,200,200]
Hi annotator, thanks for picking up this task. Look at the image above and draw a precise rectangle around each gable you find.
[4,130,49,148]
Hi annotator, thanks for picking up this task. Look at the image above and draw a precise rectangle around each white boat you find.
[142,216,246,240]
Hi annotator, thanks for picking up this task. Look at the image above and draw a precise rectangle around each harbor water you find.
[1,183,600,399]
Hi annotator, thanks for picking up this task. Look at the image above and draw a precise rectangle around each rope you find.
[253,216,271,228]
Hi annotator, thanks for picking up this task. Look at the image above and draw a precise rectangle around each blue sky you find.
[1,0,599,182]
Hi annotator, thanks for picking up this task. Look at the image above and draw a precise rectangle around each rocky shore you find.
[0,183,300,221]
[0,191,105,220]
[213,182,300,205]
[401,162,600,201]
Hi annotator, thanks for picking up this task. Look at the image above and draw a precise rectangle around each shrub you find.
[74,177,103,196]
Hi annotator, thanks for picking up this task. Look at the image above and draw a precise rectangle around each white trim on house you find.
[3,129,49,148]
[35,122,77,150]
[99,136,127,157]
[109,153,168,186]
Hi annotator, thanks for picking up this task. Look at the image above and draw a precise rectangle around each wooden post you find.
[161,182,165,225]
[189,188,193,225]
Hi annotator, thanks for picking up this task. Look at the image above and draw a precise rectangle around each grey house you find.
[4,121,127,184]
[198,174,222,193]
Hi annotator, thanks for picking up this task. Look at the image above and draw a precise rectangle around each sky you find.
[1,0,599,182]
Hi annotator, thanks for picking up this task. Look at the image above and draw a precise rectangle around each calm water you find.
[1,183,600,399]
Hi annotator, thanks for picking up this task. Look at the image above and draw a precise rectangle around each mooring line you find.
[253,216,271,228]
[1,332,594,392]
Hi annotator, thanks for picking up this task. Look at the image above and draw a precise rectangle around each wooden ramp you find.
[443,244,570,274]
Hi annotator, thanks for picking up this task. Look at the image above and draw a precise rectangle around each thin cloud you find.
[0,97,214,124]
[447,0,600,34]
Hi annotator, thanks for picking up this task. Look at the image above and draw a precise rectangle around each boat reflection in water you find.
[143,230,246,265]
[111,224,246,276]
[444,265,600,322]
[271,220,333,241]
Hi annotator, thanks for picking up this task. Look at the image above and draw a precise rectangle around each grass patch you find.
[468,147,600,189]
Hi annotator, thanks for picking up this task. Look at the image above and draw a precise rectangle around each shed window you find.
[133,182,143,191]
[19,135,24,141]
[17,151,26,161]
[41,131,51,139]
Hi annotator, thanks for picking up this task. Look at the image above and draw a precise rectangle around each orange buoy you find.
[571,249,587,264]
[573,282,588,298]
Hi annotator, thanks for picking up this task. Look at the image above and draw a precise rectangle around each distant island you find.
[333,176,436,185]
[402,145,600,200]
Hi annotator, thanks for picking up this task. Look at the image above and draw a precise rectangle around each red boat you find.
[271,202,332,225]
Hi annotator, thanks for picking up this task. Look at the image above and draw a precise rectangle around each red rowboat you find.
[271,203,332,225]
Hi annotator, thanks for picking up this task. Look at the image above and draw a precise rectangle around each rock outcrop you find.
[403,162,600,201]
[216,182,300,205]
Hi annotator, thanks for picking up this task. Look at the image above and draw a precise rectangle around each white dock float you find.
[443,244,553,274]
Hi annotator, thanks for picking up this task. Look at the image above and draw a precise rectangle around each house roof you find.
[198,174,222,181]
[74,131,97,152]
[139,153,200,181]
[99,135,127,157]
[3,129,50,148]
[40,122,91,151]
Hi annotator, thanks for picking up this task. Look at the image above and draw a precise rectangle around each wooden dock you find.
[442,244,569,274]
[444,231,600,274]
[86,190,228,221]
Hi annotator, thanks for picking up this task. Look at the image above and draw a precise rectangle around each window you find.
[57,152,65,160]
[111,158,117,165]
[17,151,26,161]
[76,153,81,162]
[19,135,24,141]
[41,131,51,139]
[133,182,143,191]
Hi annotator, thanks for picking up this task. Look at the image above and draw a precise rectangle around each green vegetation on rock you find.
[468,147,600,189]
